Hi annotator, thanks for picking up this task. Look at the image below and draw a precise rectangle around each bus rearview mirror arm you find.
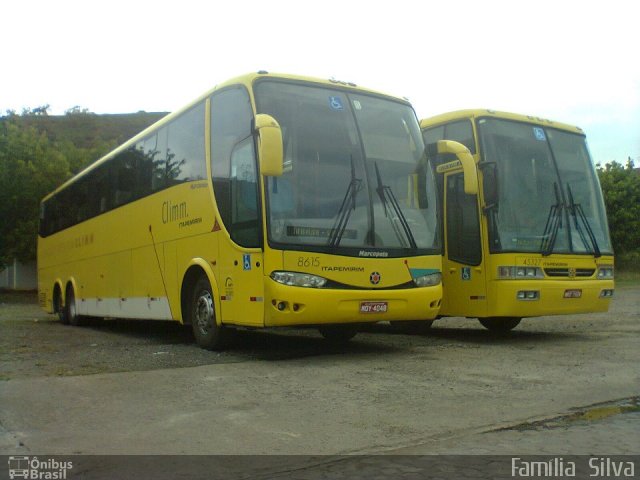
[428,140,478,195]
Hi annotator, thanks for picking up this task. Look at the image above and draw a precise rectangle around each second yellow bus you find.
[421,109,614,331]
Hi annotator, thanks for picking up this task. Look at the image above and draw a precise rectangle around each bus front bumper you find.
[488,279,614,318]
[264,279,442,327]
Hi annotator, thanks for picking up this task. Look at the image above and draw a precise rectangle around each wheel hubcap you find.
[195,291,214,335]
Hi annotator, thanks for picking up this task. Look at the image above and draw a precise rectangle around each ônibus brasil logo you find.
[8,456,73,479]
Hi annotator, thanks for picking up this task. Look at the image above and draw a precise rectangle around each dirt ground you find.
[1,284,638,381]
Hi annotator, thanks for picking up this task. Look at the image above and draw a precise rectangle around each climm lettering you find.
[162,200,188,224]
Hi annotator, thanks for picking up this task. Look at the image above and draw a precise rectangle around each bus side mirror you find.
[479,162,498,208]
[254,114,283,177]
[429,140,478,195]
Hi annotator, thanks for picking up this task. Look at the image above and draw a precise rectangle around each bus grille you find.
[544,268,595,278]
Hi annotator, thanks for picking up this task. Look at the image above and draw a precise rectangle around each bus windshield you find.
[477,117,612,255]
[255,80,439,256]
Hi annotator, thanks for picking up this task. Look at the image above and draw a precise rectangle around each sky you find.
[3,0,638,167]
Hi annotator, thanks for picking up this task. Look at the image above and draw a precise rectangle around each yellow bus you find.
[420,110,614,332]
[38,72,458,349]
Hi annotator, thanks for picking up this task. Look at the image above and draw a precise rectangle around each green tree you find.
[597,157,640,255]
[0,119,70,267]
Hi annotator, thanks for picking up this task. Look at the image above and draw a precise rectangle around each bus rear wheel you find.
[479,317,521,332]
[65,286,84,326]
[190,276,231,350]
[54,287,68,324]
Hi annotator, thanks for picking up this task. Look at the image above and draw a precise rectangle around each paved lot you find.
[0,285,638,477]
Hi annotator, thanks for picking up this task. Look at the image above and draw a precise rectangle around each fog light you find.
[517,290,539,300]
[600,289,614,298]
[277,301,287,311]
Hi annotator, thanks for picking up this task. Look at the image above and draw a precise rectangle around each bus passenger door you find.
[442,172,488,317]
[216,138,265,327]
[218,244,264,327]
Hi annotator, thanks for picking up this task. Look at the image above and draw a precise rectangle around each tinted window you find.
[445,120,475,154]
[422,125,444,147]
[39,102,207,237]
[167,104,206,184]
[423,121,475,154]
[446,173,481,265]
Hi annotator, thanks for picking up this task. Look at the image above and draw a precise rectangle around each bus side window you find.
[444,120,475,154]
[166,102,206,185]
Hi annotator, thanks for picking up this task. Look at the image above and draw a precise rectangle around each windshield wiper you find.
[567,184,601,258]
[374,162,417,249]
[328,156,362,248]
[540,182,563,256]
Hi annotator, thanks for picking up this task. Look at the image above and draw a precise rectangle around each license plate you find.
[360,301,388,313]
[564,289,582,298]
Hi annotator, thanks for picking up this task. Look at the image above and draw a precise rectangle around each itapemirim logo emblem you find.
[369,271,381,285]
[8,456,73,479]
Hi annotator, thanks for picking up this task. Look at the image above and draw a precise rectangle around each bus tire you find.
[65,285,84,326]
[54,286,68,324]
[479,317,521,332]
[190,276,230,350]
[318,325,358,344]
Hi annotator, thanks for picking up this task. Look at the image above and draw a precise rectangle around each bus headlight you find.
[597,266,614,279]
[270,271,328,288]
[497,266,543,279]
[413,272,442,287]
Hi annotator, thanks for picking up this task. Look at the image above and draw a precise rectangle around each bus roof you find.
[419,109,585,135]
[43,71,411,202]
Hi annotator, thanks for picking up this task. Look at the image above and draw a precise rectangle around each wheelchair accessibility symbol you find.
[243,254,251,271]
[533,127,546,141]
[329,96,344,111]
[461,267,471,281]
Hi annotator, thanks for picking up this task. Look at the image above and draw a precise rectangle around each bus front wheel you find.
[479,317,521,332]
[318,325,358,344]
[190,276,231,350]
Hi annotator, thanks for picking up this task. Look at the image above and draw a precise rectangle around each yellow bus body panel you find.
[484,254,614,318]
[264,253,442,326]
